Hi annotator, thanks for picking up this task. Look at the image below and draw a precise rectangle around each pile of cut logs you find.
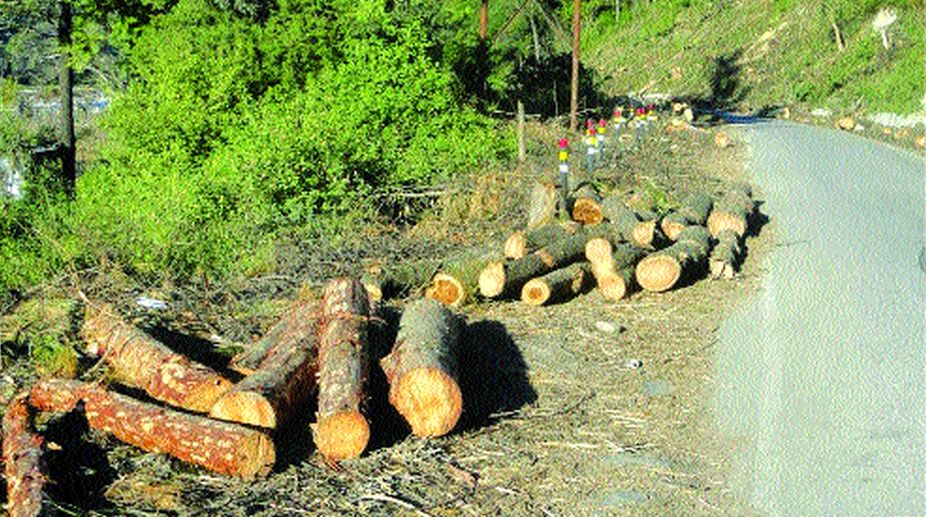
[4,279,466,515]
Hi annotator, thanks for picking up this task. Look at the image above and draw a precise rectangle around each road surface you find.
[714,121,925,515]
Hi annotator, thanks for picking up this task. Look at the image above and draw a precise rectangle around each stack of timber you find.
[635,225,712,292]
[707,184,755,278]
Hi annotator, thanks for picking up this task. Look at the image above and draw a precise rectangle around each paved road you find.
[713,121,925,515]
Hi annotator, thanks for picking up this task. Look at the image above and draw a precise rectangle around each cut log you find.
[81,303,233,413]
[228,299,319,375]
[29,380,275,479]
[601,197,661,248]
[569,183,604,226]
[361,259,441,303]
[312,277,371,462]
[585,239,647,301]
[379,298,464,437]
[503,221,582,260]
[677,191,713,226]
[521,262,591,306]
[660,211,689,241]
[709,229,743,279]
[210,317,319,429]
[635,225,712,292]
[479,231,588,298]
[527,181,558,230]
[425,247,502,307]
[707,184,754,238]
[3,393,47,517]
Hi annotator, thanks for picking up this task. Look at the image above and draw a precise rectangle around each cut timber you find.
[210,316,319,429]
[379,298,464,437]
[660,212,689,241]
[425,247,502,307]
[228,299,319,375]
[635,225,712,292]
[601,197,661,248]
[313,278,371,462]
[479,231,588,298]
[527,181,558,230]
[569,183,604,226]
[82,303,232,412]
[361,259,441,303]
[29,380,275,479]
[3,393,46,517]
[677,191,713,226]
[585,239,647,301]
[521,262,591,306]
[503,221,582,260]
[709,229,743,279]
[707,183,754,238]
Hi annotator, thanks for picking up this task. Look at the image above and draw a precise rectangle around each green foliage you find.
[30,334,78,377]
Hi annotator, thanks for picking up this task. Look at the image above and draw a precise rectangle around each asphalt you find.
[713,121,925,515]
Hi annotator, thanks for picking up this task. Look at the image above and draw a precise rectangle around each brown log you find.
[479,231,588,298]
[29,380,275,479]
[360,259,441,303]
[210,316,319,429]
[707,184,754,238]
[585,239,647,301]
[569,183,604,226]
[379,298,464,437]
[3,393,46,517]
[229,299,319,375]
[635,226,712,292]
[601,197,661,248]
[709,229,743,279]
[527,181,558,230]
[503,221,583,260]
[82,303,232,412]
[312,278,371,462]
[660,211,689,241]
[677,191,713,226]
[425,247,502,307]
[521,262,591,306]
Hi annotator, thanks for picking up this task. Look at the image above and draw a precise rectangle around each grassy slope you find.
[584,0,924,115]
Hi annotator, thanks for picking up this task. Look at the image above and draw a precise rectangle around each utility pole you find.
[569,0,580,132]
[57,0,75,195]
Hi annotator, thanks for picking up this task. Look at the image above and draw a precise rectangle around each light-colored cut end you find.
[521,279,551,306]
[210,390,277,429]
[710,259,735,279]
[597,274,628,301]
[636,255,681,292]
[362,282,383,303]
[478,262,506,298]
[707,212,747,238]
[572,199,604,226]
[240,432,277,479]
[632,221,657,248]
[313,411,370,461]
[585,238,613,266]
[425,273,466,307]
[661,220,686,241]
[182,376,235,414]
[503,231,528,260]
[391,368,462,437]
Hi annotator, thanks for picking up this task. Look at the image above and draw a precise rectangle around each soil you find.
[0,117,771,515]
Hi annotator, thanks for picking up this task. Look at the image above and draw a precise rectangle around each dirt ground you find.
[0,116,772,515]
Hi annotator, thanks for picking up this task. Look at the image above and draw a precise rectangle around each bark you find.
[425,247,502,308]
[504,221,583,260]
[29,380,275,479]
[479,231,588,298]
[312,278,371,461]
[228,299,319,375]
[379,299,464,437]
[57,0,75,195]
[569,183,604,226]
[210,316,319,429]
[709,229,743,279]
[527,181,558,230]
[82,303,233,412]
[635,225,712,292]
[707,184,754,238]
[360,259,441,303]
[660,211,690,241]
[601,197,661,248]
[677,191,713,226]
[569,0,580,131]
[585,239,647,301]
[3,393,46,517]
[521,262,591,306]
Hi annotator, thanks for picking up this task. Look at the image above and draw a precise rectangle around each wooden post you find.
[569,0,581,131]
[517,100,526,162]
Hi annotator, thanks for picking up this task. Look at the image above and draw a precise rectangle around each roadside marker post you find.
[583,120,599,173]
[557,138,570,218]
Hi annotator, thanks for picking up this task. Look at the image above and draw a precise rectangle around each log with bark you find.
[228,299,319,375]
[709,229,743,279]
[210,314,319,429]
[569,183,604,226]
[379,298,464,437]
[585,239,648,301]
[707,183,754,238]
[527,181,558,230]
[3,393,47,517]
[361,259,441,303]
[601,197,661,248]
[479,231,588,298]
[662,192,713,240]
[29,380,275,479]
[521,261,591,306]
[635,225,712,292]
[312,278,371,462]
[425,247,502,308]
[82,303,233,413]
[503,221,582,260]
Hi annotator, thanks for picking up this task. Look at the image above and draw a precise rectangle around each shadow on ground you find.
[42,409,116,513]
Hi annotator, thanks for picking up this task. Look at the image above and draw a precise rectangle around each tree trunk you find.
[707,183,754,238]
[228,299,319,375]
[527,181,558,230]
[81,303,233,413]
[3,393,47,517]
[709,229,743,279]
[312,278,371,462]
[517,100,526,162]
[521,261,591,306]
[57,1,76,195]
[585,238,646,300]
[425,247,501,308]
[569,183,604,226]
[29,380,275,479]
[210,317,319,429]
[569,0,581,131]
[635,225,712,292]
[360,259,441,303]
[479,0,489,41]
[601,197,661,248]
[504,220,583,260]
[379,299,464,437]
[479,231,588,298]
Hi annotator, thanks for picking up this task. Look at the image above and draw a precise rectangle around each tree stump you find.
[635,225,712,292]
[3,393,47,517]
[521,262,591,306]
